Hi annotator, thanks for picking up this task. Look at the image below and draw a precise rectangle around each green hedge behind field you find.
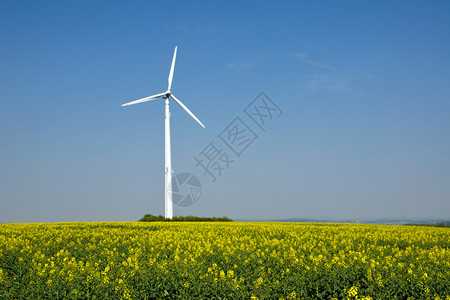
[138,214,233,222]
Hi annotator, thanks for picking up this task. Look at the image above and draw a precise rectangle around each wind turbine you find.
[122,46,205,219]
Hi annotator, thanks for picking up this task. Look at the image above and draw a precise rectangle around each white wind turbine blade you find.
[167,46,177,91]
[121,92,167,106]
[170,94,205,128]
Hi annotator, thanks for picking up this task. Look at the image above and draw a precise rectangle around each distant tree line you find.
[139,214,233,222]
[405,222,450,228]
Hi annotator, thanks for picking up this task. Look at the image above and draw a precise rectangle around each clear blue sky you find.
[1,1,449,222]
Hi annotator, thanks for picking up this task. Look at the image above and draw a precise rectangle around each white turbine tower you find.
[122,46,205,219]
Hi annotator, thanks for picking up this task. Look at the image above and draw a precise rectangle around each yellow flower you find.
[348,286,358,298]
[255,277,264,287]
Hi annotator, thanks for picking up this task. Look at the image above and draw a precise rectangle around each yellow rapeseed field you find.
[0,222,449,299]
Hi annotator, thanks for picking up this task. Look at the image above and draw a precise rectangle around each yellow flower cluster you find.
[0,222,449,298]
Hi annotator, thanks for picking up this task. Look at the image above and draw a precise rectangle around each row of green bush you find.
[405,222,450,228]
[138,214,233,222]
